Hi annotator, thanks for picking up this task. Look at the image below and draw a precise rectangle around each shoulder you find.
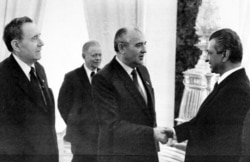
[65,66,83,78]
[218,72,250,103]
[137,64,149,74]
[96,60,115,78]
[92,61,117,87]
[229,69,250,92]
[35,61,46,76]
[0,56,14,78]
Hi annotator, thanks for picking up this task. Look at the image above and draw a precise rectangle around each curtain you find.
[144,0,178,160]
[216,0,250,77]
[40,0,89,132]
[82,0,145,65]
[0,0,47,61]
[238,0,250,77]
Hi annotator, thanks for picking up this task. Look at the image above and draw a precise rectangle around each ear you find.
[118,43,126,54]
[222,49,230,62]
[82,53,86,59]
[11,39,21,52]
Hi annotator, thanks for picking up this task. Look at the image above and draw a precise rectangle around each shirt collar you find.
[13,54,33,80]
[217,66,243,84]
[116,56,134,79]
[83,64,97,81]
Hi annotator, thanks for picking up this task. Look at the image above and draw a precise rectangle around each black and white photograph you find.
[1,0,250,162]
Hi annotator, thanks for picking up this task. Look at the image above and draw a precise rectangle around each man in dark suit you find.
[92,27,168,162]
[58,40,102,162]
[0,17,58,162]
[166,28,250,162]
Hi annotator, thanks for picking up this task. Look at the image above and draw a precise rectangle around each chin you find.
[138,61,144,65]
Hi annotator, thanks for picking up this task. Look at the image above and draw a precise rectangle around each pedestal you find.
[176,69,218,123]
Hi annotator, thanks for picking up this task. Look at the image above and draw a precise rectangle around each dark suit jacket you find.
[0,54,58,162]
[58,65,99,155]
[92,57,159,162]
[174,68,250,162]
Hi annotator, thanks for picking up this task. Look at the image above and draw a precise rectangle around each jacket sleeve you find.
[58,74,74,123]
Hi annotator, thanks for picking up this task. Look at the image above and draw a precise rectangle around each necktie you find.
[30,67,47,105]
[90,71,95,82]
[91,71,95,78]
[131,69,147,103]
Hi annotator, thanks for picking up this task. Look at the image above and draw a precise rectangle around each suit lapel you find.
[9,55,49,112]
[137,67,155,107]
[113,59,147,106]
[196,69,247,118]
[195,85,220,117]
[137,67,155,121]
[112,58,153,120]
[76,65,91,90]
[35,63,52,112]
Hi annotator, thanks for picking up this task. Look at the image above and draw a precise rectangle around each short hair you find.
[209,28,243,63]
[3,16,33,52]
[114,27,142,53]
[82,40,100,57]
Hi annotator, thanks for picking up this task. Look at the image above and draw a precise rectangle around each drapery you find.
[216,0,250,77]
[0,0,47,61]
[82,0,145,64]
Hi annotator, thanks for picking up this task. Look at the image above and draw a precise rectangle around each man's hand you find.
[153,127,169,144]
[163,127,174,139]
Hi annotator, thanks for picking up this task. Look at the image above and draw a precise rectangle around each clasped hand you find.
[153,127,174,144]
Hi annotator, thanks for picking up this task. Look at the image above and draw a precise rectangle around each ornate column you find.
[176,0,220,123]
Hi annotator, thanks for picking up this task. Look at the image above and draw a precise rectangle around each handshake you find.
[153,127,175,144]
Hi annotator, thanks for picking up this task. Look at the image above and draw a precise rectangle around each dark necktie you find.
[131,69,147,103]
[90,71,95,82]
[30,67,47,105]
[91,71,95,78]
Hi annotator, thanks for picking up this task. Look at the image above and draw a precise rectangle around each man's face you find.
[123,30,147,68]
[16,22,44,65]
[206,39,224,74]
[84,45,102,71]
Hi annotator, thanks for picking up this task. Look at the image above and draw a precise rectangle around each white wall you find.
[41,0,89,132]
[145,0,177,128]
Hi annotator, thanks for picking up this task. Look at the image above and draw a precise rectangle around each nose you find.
[96,54,102,60]
[142,44,147,53]
[38,38,44,47]
[205,52,209,62]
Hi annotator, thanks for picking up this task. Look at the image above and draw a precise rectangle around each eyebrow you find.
[32,33,41,38]
[136,41,147,45]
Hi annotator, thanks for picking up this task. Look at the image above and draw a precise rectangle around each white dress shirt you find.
[116,56,147,103]
[83,64,97,83]
[13,54,34,81]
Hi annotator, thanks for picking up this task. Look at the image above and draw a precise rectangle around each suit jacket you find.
[174,68,250,162]
[92,57,159,162]
[0,54,58,162]
[58,65,99,154]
